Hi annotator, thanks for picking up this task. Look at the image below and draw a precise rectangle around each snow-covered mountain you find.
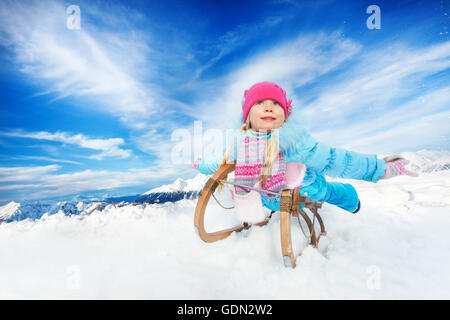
[0,201,20,221]
[143,174,209,194]
[0,173,210,222]
[131,173,210,203]
[0,200,104,222]
[102,174,210,203]
[400,150,450,173]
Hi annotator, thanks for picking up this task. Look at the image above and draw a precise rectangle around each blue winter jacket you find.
[197,109,386,212]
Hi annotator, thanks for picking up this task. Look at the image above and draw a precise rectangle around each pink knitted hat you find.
[241,81,293,123]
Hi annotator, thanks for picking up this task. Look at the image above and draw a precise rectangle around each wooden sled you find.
[194,163,327,268]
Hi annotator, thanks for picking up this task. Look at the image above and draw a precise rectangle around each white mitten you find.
[231,182,266,224]
[285,162,306,189]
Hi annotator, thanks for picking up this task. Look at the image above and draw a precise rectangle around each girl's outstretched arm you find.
[287,133,387,182]
[197,153,221,175]
[186,151,235,175]
[186,154,220,175]
[187,137,240,175]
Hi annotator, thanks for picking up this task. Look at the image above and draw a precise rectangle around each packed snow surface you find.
[1,150,450,299]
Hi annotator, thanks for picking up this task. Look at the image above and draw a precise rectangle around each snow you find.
[1,150,450,299]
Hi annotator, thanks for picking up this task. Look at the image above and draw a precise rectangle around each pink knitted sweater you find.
[234,129,287,197]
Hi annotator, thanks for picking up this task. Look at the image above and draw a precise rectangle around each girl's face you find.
[248,99,285,132]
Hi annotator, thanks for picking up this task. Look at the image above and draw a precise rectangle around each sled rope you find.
[210,178,281,210]
[211,191,234,210]
[297,214,310,239]
[312,202,317,227]
[218,179,282,196]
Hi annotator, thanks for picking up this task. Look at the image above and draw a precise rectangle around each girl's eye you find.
[256,100,279,105]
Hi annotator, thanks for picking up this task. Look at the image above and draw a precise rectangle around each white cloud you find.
[175,32,450,161]
[313,86,450,147]
[0,130,132,160]
[189,31,361,130]
[0,156,82,165]
[302,41,450,119]
[191,15,285,81]
[0,0,165,129]
[300,41,450,153]
[0,165,60,182]
[0,165,180,200]
[339,110,450,154]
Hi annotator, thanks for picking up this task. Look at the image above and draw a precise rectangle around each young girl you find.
[189,81,418,215]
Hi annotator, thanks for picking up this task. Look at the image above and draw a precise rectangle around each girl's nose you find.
[264,101,274,111]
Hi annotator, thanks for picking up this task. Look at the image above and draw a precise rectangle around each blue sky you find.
[0,0,449,203]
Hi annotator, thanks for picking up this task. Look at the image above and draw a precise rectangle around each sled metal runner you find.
[194,163,327,268]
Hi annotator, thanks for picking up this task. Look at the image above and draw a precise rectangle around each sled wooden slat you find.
[293,187,323,247]
[194,163,238,242]
[280,189,296,268]
[310,205,327,242]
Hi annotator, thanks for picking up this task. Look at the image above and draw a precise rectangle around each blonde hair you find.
[218,116,280,192]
